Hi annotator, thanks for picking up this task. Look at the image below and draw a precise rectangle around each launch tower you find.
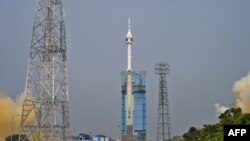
[19,0,70,141]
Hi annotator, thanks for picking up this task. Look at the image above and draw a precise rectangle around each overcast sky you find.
[1,0,250,140]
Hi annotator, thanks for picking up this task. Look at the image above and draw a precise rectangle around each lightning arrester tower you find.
[155,62,172,141]
[19,0,70,141]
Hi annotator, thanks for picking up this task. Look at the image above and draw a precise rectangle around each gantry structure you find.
[19,0,70,141]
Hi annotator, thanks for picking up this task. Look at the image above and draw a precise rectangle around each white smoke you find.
[232,72,250,113]
[214,103,228,117]
[214,72,250,117]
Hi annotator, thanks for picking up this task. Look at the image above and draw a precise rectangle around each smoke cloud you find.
[232,72,250,113]
[215,72,250,117]
[214,103,228,117]
[0,91,34,140]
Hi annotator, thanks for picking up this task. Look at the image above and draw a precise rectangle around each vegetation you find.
[178,108,250,141]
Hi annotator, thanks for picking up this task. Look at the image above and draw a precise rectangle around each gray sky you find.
[1,0,250,140]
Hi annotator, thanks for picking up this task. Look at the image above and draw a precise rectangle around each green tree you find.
[181,107,250,141]
[219,108,242,124]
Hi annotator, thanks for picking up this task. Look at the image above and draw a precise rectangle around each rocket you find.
[125,18,134,141]
[126,19,132,71]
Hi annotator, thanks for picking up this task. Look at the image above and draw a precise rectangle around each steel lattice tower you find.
[19,0,70,141]
[155,62,172,141]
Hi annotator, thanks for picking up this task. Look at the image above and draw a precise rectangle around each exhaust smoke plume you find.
[0,91,34,140]
[233,72,250,113]
[215,72,250,117]
[214,103,228,117]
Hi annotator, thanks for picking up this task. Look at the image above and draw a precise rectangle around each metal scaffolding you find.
[19,0,70,141]
[155,62,172,141]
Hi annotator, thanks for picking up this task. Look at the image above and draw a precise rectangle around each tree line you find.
[174,107,250,141]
